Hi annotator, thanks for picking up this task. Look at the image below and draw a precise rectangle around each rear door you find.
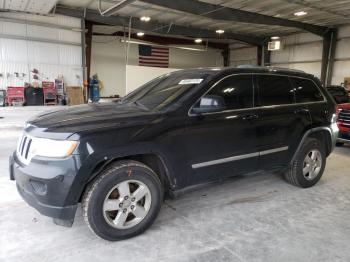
[254,74,312,169]
[290,77,327,129]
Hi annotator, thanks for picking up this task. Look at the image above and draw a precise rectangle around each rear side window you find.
[257,75,295,106]
[205,74,253,110]
[291,77,324,103]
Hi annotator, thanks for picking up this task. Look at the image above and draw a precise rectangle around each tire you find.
[82,160,163,241]
[285,138,326,188]
[336,142,344,147]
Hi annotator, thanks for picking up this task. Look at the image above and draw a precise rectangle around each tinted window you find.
[204,74,254,110]
[121,72,211,110]
[291,78,324,103]
[257,75,295,106]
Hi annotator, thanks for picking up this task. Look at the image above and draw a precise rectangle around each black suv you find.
[10,66,338,241]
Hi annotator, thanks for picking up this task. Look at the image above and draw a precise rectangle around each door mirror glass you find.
[192,95,226,114]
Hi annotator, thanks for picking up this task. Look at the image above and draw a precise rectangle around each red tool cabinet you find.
[6,86,25,106]
[42,81,57,105]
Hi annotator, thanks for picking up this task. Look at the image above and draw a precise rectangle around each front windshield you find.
[120,71,211,110]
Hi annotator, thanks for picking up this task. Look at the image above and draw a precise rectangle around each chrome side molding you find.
[192,146,289,169]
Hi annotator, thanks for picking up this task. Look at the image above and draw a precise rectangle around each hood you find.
[26,103,160,139]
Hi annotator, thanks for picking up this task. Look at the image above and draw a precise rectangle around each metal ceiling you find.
[1,0,58,14]
[1,0,350,44]
[57,0,350,38]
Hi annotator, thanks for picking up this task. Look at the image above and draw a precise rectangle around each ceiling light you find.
[294,11,307,16]
[140,16,151,22]
[271,36,280,40]
[215,29,225,34]
[194,38,202,43]
[137,32,145,37]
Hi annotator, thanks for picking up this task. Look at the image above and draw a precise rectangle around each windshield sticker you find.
[178,79,203,85]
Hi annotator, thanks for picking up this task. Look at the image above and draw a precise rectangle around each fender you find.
[70,142,178,202]
[290,125,338,163]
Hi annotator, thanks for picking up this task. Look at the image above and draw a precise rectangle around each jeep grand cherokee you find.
[9,66,338,241]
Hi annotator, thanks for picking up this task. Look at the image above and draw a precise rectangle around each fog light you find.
[30,180,47,195]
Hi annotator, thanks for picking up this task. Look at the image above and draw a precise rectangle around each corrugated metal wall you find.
[0,13,82,90]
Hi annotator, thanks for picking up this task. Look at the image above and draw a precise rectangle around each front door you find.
[185,74,260,185]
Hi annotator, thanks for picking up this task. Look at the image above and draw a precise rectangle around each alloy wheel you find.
[303,149,322,181]
[103,180,152,229]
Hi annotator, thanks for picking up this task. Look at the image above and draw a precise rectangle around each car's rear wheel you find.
[82,160,162,241]
[285,138,326,188]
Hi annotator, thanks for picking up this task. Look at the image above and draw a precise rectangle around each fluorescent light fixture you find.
[137,32,145,37]
[194,38,202,43]
[294,11,307,16]
[120,39,206,51]
[271,36,280,40]
[215,29,225,34]
[140,16,151,22]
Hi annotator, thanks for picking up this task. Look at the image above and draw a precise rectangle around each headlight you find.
[31,138,78,158]
[17,133,78,165]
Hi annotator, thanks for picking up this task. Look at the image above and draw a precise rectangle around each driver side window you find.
[205,74,254,111]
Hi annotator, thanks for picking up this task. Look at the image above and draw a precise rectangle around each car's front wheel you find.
[82,160,163,241]
[285,138,326,188]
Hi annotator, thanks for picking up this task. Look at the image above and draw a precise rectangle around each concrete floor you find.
[1,106,350,262]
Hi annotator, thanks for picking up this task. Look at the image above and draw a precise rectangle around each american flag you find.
[139,44,169,68]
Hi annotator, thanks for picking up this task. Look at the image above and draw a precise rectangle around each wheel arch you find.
[79,150,176,202]
[291,126,335,163]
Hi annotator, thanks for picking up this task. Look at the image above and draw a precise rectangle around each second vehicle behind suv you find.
[10,66,338,240]
[326,85,350,146]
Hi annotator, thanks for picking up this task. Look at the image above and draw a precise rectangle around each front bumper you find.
[338,131,350,144]
[9,152,81,221]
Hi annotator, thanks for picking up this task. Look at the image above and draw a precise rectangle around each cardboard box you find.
[344,77,350,91]
[66,86,84,106]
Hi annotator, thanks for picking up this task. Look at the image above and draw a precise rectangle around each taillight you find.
[335,105,341,115]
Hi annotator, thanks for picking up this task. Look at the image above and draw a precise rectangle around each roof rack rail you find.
[266,66,305,74]
[235,65,306,74]
[236,65,260,68]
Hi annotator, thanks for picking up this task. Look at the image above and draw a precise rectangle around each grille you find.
[17,134,33,165]
[338,109,350,127]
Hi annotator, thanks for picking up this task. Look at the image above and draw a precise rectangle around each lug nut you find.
[131,205,135,210]
[131,197,135,202]
[123,208,127,213]
[119,203,123,208]
[124,196,129,200]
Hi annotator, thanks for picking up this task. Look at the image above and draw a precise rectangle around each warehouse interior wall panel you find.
[229,46,257,67]
[0,14,82,90]
[270,33,323,79]
[332,25,350,85]
[91,35,223,97]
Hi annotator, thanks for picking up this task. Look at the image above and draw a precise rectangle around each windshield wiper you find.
[131,101,149,110]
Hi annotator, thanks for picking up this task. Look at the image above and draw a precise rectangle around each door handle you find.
[242,113,259,120]
[294,108,309,114]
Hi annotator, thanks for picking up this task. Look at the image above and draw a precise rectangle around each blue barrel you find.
[89,75,100,102]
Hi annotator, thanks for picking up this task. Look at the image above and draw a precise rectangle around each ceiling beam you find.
[140,0,330,36]
[93,31,229,50]
[55,5,265,46]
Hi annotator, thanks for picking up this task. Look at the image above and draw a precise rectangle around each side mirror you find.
[191,95,226,114]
